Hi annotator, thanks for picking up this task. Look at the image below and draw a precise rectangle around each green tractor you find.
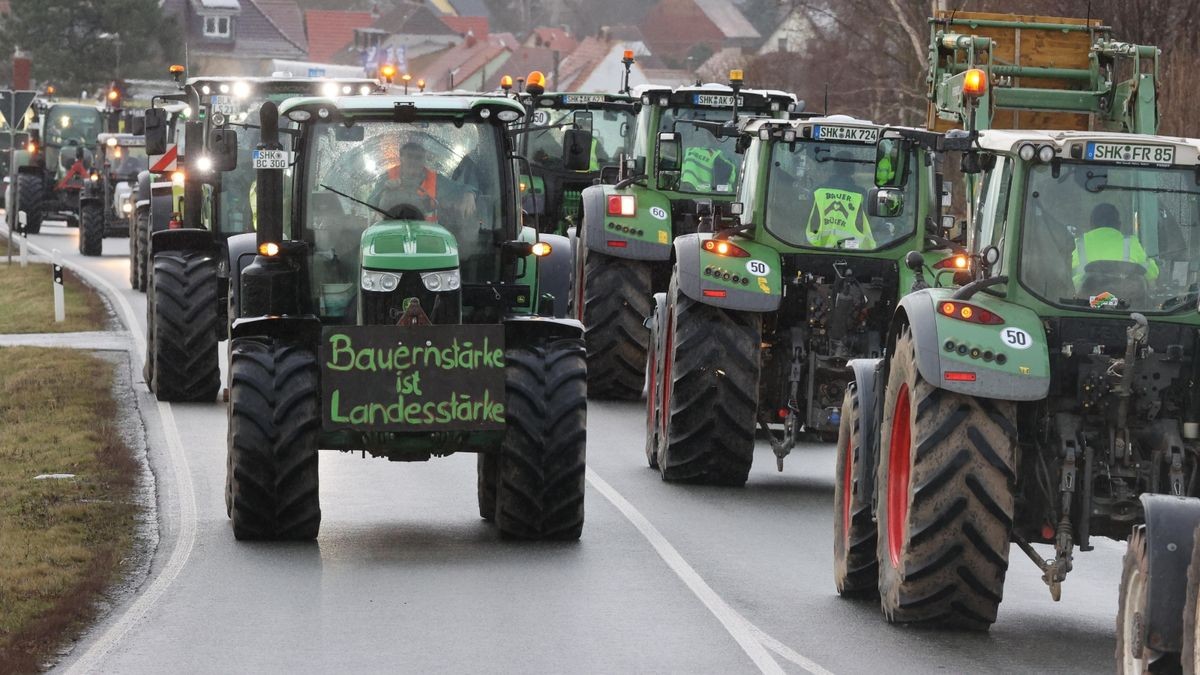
[17,102,107,233]
[573,71,795,399]
[77,132,147,256]
[833,13,1200,664]
[221,94,586,541]
[643,114,963,486]
[140,73,378,402]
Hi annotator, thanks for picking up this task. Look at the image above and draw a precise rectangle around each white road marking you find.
[3,224,199,673]
[587,468,833,675]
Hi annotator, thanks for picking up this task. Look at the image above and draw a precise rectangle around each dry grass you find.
[0,347,138,674]
[0,240,108,333]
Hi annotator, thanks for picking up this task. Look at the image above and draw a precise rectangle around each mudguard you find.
[847,357,884,502]
[672,233,781,312]
[893,288,1050,401]
[135,170,152,209]
[1139,494,1200,654]
[231,315,322,345]
[151,228,217,256]
[503,315,584,345]
[581,183,673,261]
[226,232,259,321]
[535,232,572,318]
[149,179,175,233]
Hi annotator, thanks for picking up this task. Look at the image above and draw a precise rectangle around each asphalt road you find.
[12,220,1124,674]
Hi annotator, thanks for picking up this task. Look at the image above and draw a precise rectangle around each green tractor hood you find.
[360,220,460,272]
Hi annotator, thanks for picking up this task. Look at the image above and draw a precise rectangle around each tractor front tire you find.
[1183,524,1200,675]
[656,268,760,486]
[477,452,497,521]
[495,339,587,540]
[16,173,44,234]
[149,251,220,402]
[644,295,666,469]
[580,248,652,400]
[227,339,321,540]
[131,208,149,290]
[79,203,103,256]
[875,327,1016,630]
[833,384,878,596]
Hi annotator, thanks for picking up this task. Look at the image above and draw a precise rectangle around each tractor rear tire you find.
[1117,525,1166,674]
[149,251,220,402]
[495,338,587,540]
[1183,525,1200,675]
[656,268,760,486]
[834,384,879,596]
[227,339,321,540]
[16,173,43,234]
[131,208,149,291]
[79,203,103,256]
[579,248,652,400]
[477,452,497,521]
[645,294,666,469]
[875,327,1016,630]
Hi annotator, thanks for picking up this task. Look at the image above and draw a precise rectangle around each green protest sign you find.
[319,325,506,432]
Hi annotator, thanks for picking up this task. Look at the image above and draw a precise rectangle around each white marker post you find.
[17,210,26,267]
[52,250,64,322]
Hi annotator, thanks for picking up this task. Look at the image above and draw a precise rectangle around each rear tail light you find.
[702,289,727,298]
[703,238,750,258]
[944,371,977,382]
[937,300,1002,325]
[607,194,636,217]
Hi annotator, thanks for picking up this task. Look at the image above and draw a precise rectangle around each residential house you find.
[408,34,513,91]
[524,27,577,54]
[163,0,310,76]
[757,6,817,55]
[557,33,650,93]
[640,0,759,66]
[441,15,489,40]
[304,10,375,64]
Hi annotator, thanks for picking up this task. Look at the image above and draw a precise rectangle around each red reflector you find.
[777,408,788,419]
[1041,524,1055,540]
[702,289,727,298]
[606,240,627,248]
[168,220,182,230]
[943,371,977,382]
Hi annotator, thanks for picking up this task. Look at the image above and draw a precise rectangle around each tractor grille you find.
[361,271,461,325]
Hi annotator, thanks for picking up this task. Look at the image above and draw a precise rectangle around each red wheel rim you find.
[886,383,911,569]
[840,429,853,546]
[660,306,674,439]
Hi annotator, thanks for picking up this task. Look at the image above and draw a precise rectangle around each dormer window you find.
[204,16,231,37]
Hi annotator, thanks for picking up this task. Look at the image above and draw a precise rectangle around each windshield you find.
[217,119,262,236]
[46,107,102,146]
[106,145,147,176]
[302,118,505,305]
[526,107,632,172]
[764,141,915,251]
[1020,161,1200,313]
[660,107,739,194]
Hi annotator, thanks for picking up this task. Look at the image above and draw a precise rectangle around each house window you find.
[778,37,787,52]
[203,16,231,38]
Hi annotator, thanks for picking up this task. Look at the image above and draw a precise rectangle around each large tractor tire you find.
[1184,525,1200,675]
[833,384,878,596]
[16,173,44,234]
[131,208,149,291]
[78,203,104,256]
[149,251,220,402]
[644,294,667,469]
[875,327,1016,630]
[1117,526,1163,674]
[495,338,587,540]
[477,452,497,521]
[656,268,760,486]
[578,247,652,400]
[227,339,321,540]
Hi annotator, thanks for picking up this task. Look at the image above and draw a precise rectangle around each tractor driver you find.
[367,140,477,225]
[1071,202,1159,290]
[804,153,876,249]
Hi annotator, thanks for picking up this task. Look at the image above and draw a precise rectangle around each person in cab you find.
[805,154,876,249]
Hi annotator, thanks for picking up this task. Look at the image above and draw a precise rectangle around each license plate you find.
[210,95,235,115]
[813,125,878,143]
[562,94,606,104]
[692,94,741,107]
[1086,142,1175,166]
[252,149,288,169]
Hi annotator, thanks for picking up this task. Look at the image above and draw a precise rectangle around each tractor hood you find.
[360,220,459,272]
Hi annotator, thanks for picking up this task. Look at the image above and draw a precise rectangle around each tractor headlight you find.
[361,269,401,292]
[122,202,133,214]
[420,269,460,291]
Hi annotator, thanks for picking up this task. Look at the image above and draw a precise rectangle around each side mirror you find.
[599,165,620,184]
[940,214,956,234]
[874,136,908,188]
[867,187,904,218]
[562,128,593,172]
[656,131,681,172]
[130,115,146,136]
[208,128,238,172]
[145,108,167,155]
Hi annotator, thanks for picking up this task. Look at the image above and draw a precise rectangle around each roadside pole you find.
[5,91,14,265]
[52,249,64,322]
[18,210,26,267]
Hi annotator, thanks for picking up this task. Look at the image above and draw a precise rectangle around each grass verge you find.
[0,347,138,673]
[0,237,108,333]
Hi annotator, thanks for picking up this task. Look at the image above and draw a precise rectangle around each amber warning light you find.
[963,68,987,98]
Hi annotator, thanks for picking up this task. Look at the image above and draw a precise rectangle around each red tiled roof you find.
[414,37,511,90]
[558,36,617,91]
[305,10,375,63]
[526,26,577,53]
[500,46,558,87]
[255,0,308,53]
[441,15,488,38]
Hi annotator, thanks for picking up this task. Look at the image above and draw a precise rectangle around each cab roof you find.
[976,129,1200,164]
[278,94,524,117]
[743,114,879,134]
[186,76,376,85]
[632,82,794,102]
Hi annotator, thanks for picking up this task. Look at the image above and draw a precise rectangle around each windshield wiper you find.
[319,183,389,219]
[1086,183,1200,197]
